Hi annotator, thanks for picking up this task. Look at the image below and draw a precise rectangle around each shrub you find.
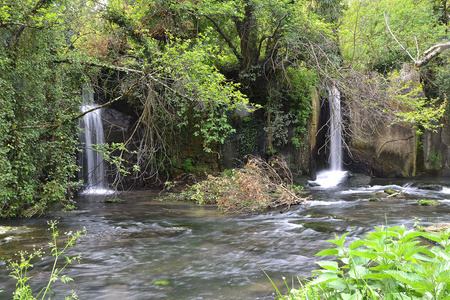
[276,224,450,299]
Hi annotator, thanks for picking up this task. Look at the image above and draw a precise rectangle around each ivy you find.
[0,0,92,217]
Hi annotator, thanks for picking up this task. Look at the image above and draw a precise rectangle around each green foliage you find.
[388,71,447,133]
[238,116,260,155]
[278,224,450,299]
[0,0,94,217]
[264,65,317,153]
[154,33,256,152]
[287,66,317,149]
[428,146,443,169]
[92,142,140,176]
[182,158,195,173]
[340,0,446,71]
[7,220,85,299]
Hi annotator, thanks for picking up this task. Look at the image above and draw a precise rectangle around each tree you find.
[0,0,94,217]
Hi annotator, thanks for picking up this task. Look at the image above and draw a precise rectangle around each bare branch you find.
[383,12,416,63]
[415,42,450,67]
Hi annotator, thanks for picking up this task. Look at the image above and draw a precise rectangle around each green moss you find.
[105,198,124,203]
[368,197,381,202]
[417,199,441,206]
[384,188,397,195]
[302,222,336,233]
[154,280,171,286]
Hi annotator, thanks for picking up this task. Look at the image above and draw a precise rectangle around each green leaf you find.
[349,239,365,250]
[349,249,377,259]
[316,260,339,270]
[348,265,369,279]
[309,273,339,285]
[384,270,435,293]
[315,248,339,256]
[325,232,350,247]
[369,262,394,272]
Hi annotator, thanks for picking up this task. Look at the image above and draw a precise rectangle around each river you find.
[1,175,450,299]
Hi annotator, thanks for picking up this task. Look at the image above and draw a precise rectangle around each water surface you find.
[1,176,450,299]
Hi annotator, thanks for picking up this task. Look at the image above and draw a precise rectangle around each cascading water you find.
[329,86,342,171]
[313,86,347,188]
[80,86,112,194]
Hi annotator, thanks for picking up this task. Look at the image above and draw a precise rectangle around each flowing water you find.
[328,86,343,172]
[79,86,111,195]
[1,176,450,299]
[313,86,347,188]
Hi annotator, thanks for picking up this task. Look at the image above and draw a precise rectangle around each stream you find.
[1,175,450,299]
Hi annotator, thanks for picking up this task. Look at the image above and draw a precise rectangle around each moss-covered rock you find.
[105,198,124,203]
[368,197,381,202]
[384,188,398,195]
[417,199,441,206]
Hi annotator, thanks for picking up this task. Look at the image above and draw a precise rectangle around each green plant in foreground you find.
[274,224,450,299]
[6,221,86,300]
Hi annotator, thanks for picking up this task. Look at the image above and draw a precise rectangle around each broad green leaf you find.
[363,272,392,280]
[315,248,339,256]
[349,249,377,259]
[435,270,450,283]
[316,260,339,271]
[309,273,339,285]
[403,245,428,259]
[369,262,394,271]
[348,265,369,279]
[349,239,365,250]
[384,270,435,293]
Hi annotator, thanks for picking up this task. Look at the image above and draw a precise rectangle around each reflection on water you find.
[1,177,450,299]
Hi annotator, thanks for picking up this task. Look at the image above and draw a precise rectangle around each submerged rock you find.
[302,222,341,233]
[417,184,443,191]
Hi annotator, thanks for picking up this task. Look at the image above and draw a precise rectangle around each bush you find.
[276,224,450,299]
[188,156,307,213]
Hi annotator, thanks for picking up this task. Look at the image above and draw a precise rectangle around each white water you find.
[80,87,112,195]
[329,86,342,171]
[312,86,347,187]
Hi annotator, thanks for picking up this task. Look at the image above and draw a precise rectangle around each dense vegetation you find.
[274,224,450,299]
[1,0,450,217]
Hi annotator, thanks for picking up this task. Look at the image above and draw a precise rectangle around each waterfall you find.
[80,86,111,194]
[329,86,342,171]
[311,86,347,188]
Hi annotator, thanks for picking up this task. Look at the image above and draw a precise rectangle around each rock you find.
[368,197,381,202]
[105,198,124,203]
[417,199,441,206]
[417,184,443,191]
[384,188,397,195]
[423,223,450,234]
[307,181,321,187]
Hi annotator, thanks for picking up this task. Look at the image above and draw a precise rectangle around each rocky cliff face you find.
[344,63,450,178]
[345,64,419,177]
[421,123,450,176]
